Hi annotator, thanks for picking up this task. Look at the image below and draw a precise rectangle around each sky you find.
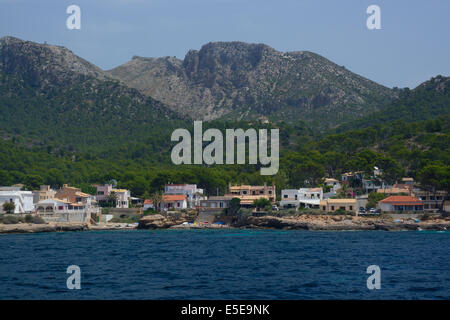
[0,0,449,89]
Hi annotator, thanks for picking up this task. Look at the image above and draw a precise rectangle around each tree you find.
[366,192,387,209]
[253,197,271,211]
[2,201,15,214]
[226,197,241,216]
[337,183,351,199]
[150,191,163,213]
[45,168,64,188]
[106,191,118,207]
[24,174,44,190]
[418,164,450,191]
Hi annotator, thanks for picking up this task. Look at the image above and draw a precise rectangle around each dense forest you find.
[1,113,448,198]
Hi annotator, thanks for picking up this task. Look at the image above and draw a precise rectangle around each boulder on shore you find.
[137,214,192,229]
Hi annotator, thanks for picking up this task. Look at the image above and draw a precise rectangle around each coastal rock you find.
[0,223,88,234]
[137,214,192,230]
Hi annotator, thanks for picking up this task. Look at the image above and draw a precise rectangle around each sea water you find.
[0,229,449,299]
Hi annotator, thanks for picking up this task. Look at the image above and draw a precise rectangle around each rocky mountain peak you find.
[0,37,108,87]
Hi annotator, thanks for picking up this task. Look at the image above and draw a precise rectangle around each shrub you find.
[0,215,21,224]
[32,215,46,224]
[420,212,431,221]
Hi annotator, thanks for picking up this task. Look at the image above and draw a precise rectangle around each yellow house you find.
[320,199,357,213]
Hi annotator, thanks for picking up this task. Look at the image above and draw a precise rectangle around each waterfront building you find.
[164,184,205,208]
[143,199,154,211]
[280,188,323,209]
[32,185,56,204]
[161,194,188,210]
[320,198,358,213]
[0,186,34,214]
[95,184,131,208]
[35,198,91,223]
[413,189,447,213]
[199,196,233,213]
[378,196,424,213]
[225,183,276,206]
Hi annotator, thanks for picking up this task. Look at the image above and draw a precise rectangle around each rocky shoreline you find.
[233,215,450,231]
[137,213,450,232]
[0,222,135,234]
[1,214,449,234]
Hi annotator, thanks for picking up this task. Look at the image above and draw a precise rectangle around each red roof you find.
[163,194,186,202]
[379,196,423,204]
[144,199,153,205]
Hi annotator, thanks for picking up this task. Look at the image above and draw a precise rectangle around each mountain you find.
[108,41,395,125]
[0,36,185,156]
[337,75,450,132]
[0,36,108,85]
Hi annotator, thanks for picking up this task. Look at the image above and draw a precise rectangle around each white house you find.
[112,189,130,208]
[164,184,205,208]
[35,199,91,223]
[280,189,300,209]
[280,188,323,209]
[161,194,188,210]
[324,178,341,192]
[143,199,154,211]
[0,187,34,214]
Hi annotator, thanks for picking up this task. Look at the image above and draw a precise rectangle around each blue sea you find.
[0,229,449,299]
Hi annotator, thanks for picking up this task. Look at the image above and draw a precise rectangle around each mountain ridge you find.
[108,41,395,124]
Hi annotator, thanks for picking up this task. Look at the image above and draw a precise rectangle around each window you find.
[331,206,335,211]
[220,202,223,208]
[177,202,180,207]
[97,191,104,195]
[349,206,353,210]
[322,206,326,210]
[269,191,272,194]
[283,195,288,198]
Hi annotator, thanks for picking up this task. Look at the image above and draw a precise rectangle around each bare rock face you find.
[108,41,395,125]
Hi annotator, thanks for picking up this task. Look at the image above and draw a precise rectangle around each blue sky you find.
[0,0,449,88]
